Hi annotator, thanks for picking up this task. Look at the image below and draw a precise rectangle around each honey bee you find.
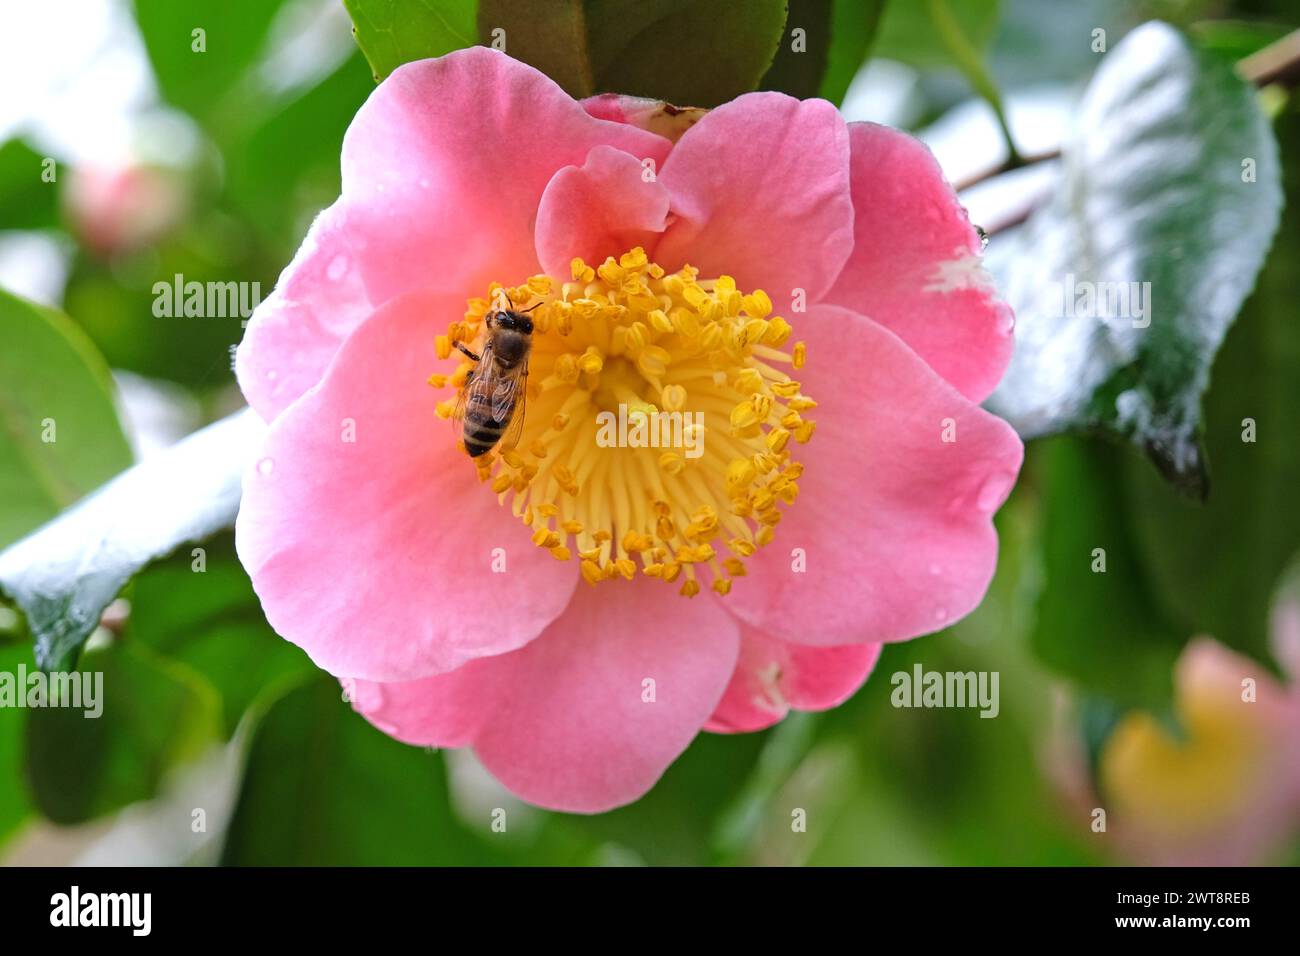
[452,297,537,458]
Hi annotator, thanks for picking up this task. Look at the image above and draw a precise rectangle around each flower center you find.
[431,248,815,597]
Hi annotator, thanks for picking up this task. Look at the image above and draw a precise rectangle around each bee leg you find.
[455,342,481,362]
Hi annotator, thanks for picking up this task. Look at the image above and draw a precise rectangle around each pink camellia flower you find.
[234,48,1022,812]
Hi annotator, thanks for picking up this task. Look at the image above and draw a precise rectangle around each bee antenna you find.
[520,302,542,313]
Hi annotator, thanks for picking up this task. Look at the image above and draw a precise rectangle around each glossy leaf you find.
[986,22,1283,496]
[0,410,264,672]
[476,0,788,106]
[1119,103,1300,669]
[344,0,479,82]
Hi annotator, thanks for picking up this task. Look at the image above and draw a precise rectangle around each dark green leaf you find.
[1029,436,1184,708]
[24,639,221,824]
[758,0,885,104]
[477,0,788,106]
[985,22,1283,496]
[344,0,479,82]
[0,288,133,549]
[220,675,492,864]
[1118,101,1300,669]
[0,410,262,672]
[759,0,833,99]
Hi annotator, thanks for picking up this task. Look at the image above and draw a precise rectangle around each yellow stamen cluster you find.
[432,247,814,596]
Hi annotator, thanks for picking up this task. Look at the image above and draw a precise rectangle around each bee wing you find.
[451,340,493,425]
[496,361,529,452]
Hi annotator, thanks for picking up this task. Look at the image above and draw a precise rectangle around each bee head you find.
[492,309,533,335]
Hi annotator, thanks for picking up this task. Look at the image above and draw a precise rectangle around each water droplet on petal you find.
[326,254,348,282]
[928,563,942,576]
[266,369,278,381]
[935,607,949,623]
[257,457,275,476]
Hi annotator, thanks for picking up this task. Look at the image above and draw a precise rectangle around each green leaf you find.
[0,410,263,673]
[1118,101,1300,669]
[220,675,491,864]
[0,288,133,550]
[985,22,1283,497]
[759,0,833,99]
[759,0,886,103]
[1029,436,1185,709]
[344,0,479,82]
[818,0,888,105]
[476,0,788,106]
[23,639,222,824]
[0,643,35,846]
[1189,19,1294,63]
[128,534,314,738]
[0,140,59,231]
[872,0,999,69]
[133,0,288,128]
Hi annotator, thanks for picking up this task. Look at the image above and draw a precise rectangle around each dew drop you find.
[257,457,275,476]
[935,607,949,623]
[928,563,942,577]
[266,369,278,381]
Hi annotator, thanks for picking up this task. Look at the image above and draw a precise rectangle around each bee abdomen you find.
[463,412,507,457]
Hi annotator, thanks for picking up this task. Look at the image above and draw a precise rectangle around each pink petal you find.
[705,624,882,733]
[471,580,740,813]
[237,47,672,422]
[349,659,500,749]
[235,290,578,682]
[727,304,1023,647]
[235,199,371,421]
[534,145,671,279]
[824,123,1014,403]
[652,92,854,314]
